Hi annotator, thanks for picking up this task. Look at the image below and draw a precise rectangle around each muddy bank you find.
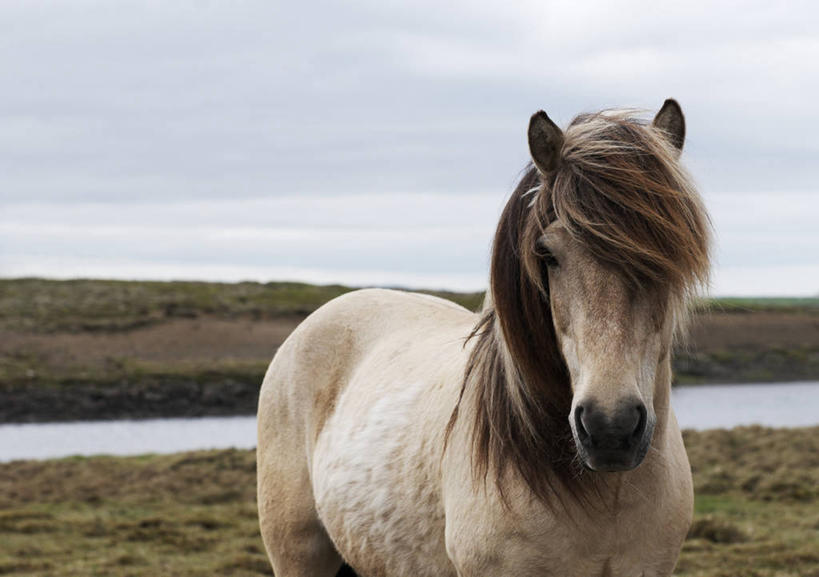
[1,280,817,422]
[0,373,265,423]
[2,351,818,424]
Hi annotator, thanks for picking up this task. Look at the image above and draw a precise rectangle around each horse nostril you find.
[574,405,589,441]
[630,403,647,440]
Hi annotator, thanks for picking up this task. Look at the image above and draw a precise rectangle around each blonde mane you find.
[451,110,712,505]
[543,110,709,311]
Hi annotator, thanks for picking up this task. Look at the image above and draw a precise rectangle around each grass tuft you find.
[688,516,748,543]
[0,428,816,576]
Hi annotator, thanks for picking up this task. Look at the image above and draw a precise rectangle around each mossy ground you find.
[677,427,819,577]
[1,278,815,336]
[0,278,485,334]
[0,427,816,576]
[0,450,266,576]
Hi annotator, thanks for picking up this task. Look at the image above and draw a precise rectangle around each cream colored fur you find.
[257,287,693,577]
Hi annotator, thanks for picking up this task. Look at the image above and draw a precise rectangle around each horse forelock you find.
[554,111,711,317]
[452,110,711,507]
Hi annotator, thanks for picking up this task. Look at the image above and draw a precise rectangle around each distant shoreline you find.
[1,278,817,423]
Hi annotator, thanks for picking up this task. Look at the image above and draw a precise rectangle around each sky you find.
[1,0,817,295]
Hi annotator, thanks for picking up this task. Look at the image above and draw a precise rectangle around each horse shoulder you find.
[259,287,475,455]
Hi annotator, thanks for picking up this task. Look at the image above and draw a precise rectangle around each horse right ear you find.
[652,99,686,153]
[528,111,564,174]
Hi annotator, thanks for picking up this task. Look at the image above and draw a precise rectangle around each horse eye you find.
[543,253,560,268]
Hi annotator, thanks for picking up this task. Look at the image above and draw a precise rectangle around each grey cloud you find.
[2,1,816,204]
[1,1,817,294]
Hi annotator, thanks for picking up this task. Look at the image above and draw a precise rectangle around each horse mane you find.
[447,110,711,506]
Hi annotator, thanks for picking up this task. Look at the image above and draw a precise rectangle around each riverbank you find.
[2,383,818,462]
[1,279,817,423]
[0,426,816,576]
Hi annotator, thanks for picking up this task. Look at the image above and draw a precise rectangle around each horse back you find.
[258,288,475,459]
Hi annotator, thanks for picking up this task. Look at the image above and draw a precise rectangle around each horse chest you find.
[311,380,454,577]
[445,471,690,577]
[535,507,685,577]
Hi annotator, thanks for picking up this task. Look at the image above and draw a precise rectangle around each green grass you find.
[0,355,269,390]
[0,427,816,576]
[1,278,814,334]
[0,278,355,333]
[695,296,819,314]
[0,450,267,576]
[0,278,485,333]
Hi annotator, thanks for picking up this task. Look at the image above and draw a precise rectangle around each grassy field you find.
[1,278,817,421]
[0,426,816,576]
[0,278,485,333]
[1,278,815,334]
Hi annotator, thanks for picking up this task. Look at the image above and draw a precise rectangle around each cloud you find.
[0,1,816,294]
[2,191,817,295]
[3,0,818,202]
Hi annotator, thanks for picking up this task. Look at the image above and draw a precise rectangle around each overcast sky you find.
[1,0,817,295]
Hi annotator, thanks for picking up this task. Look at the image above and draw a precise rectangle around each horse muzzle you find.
[571,399,655,472]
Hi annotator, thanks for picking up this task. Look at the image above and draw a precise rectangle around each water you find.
[671,381,819,430]
[0,382,817,462]
[0,415,257,462]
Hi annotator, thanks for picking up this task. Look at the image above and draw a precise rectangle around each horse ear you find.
[652,99,686,153]
[528,111,564,174]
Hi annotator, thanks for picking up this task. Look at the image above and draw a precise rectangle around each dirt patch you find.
[686,312,819,352]
[0,376,264,423]
[4,311,817,377]
[1,308,817,422]
[0,316,301,370]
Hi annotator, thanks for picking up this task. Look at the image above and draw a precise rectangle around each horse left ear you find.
[528,111,564,174]
[652,99,685,153]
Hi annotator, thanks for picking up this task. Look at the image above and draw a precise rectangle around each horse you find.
[257,99,711,577]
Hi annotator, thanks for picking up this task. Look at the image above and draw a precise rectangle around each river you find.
[1,381,817,462]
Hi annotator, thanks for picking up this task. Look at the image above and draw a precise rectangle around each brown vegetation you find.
[0,279,817,422]
[0,427,815,576]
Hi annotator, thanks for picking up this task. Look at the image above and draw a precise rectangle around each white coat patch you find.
[312,379,453,577]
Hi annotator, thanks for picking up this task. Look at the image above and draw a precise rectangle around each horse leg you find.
[257,493,343,577]
[267,525,342,577]
[258,438,343,577]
